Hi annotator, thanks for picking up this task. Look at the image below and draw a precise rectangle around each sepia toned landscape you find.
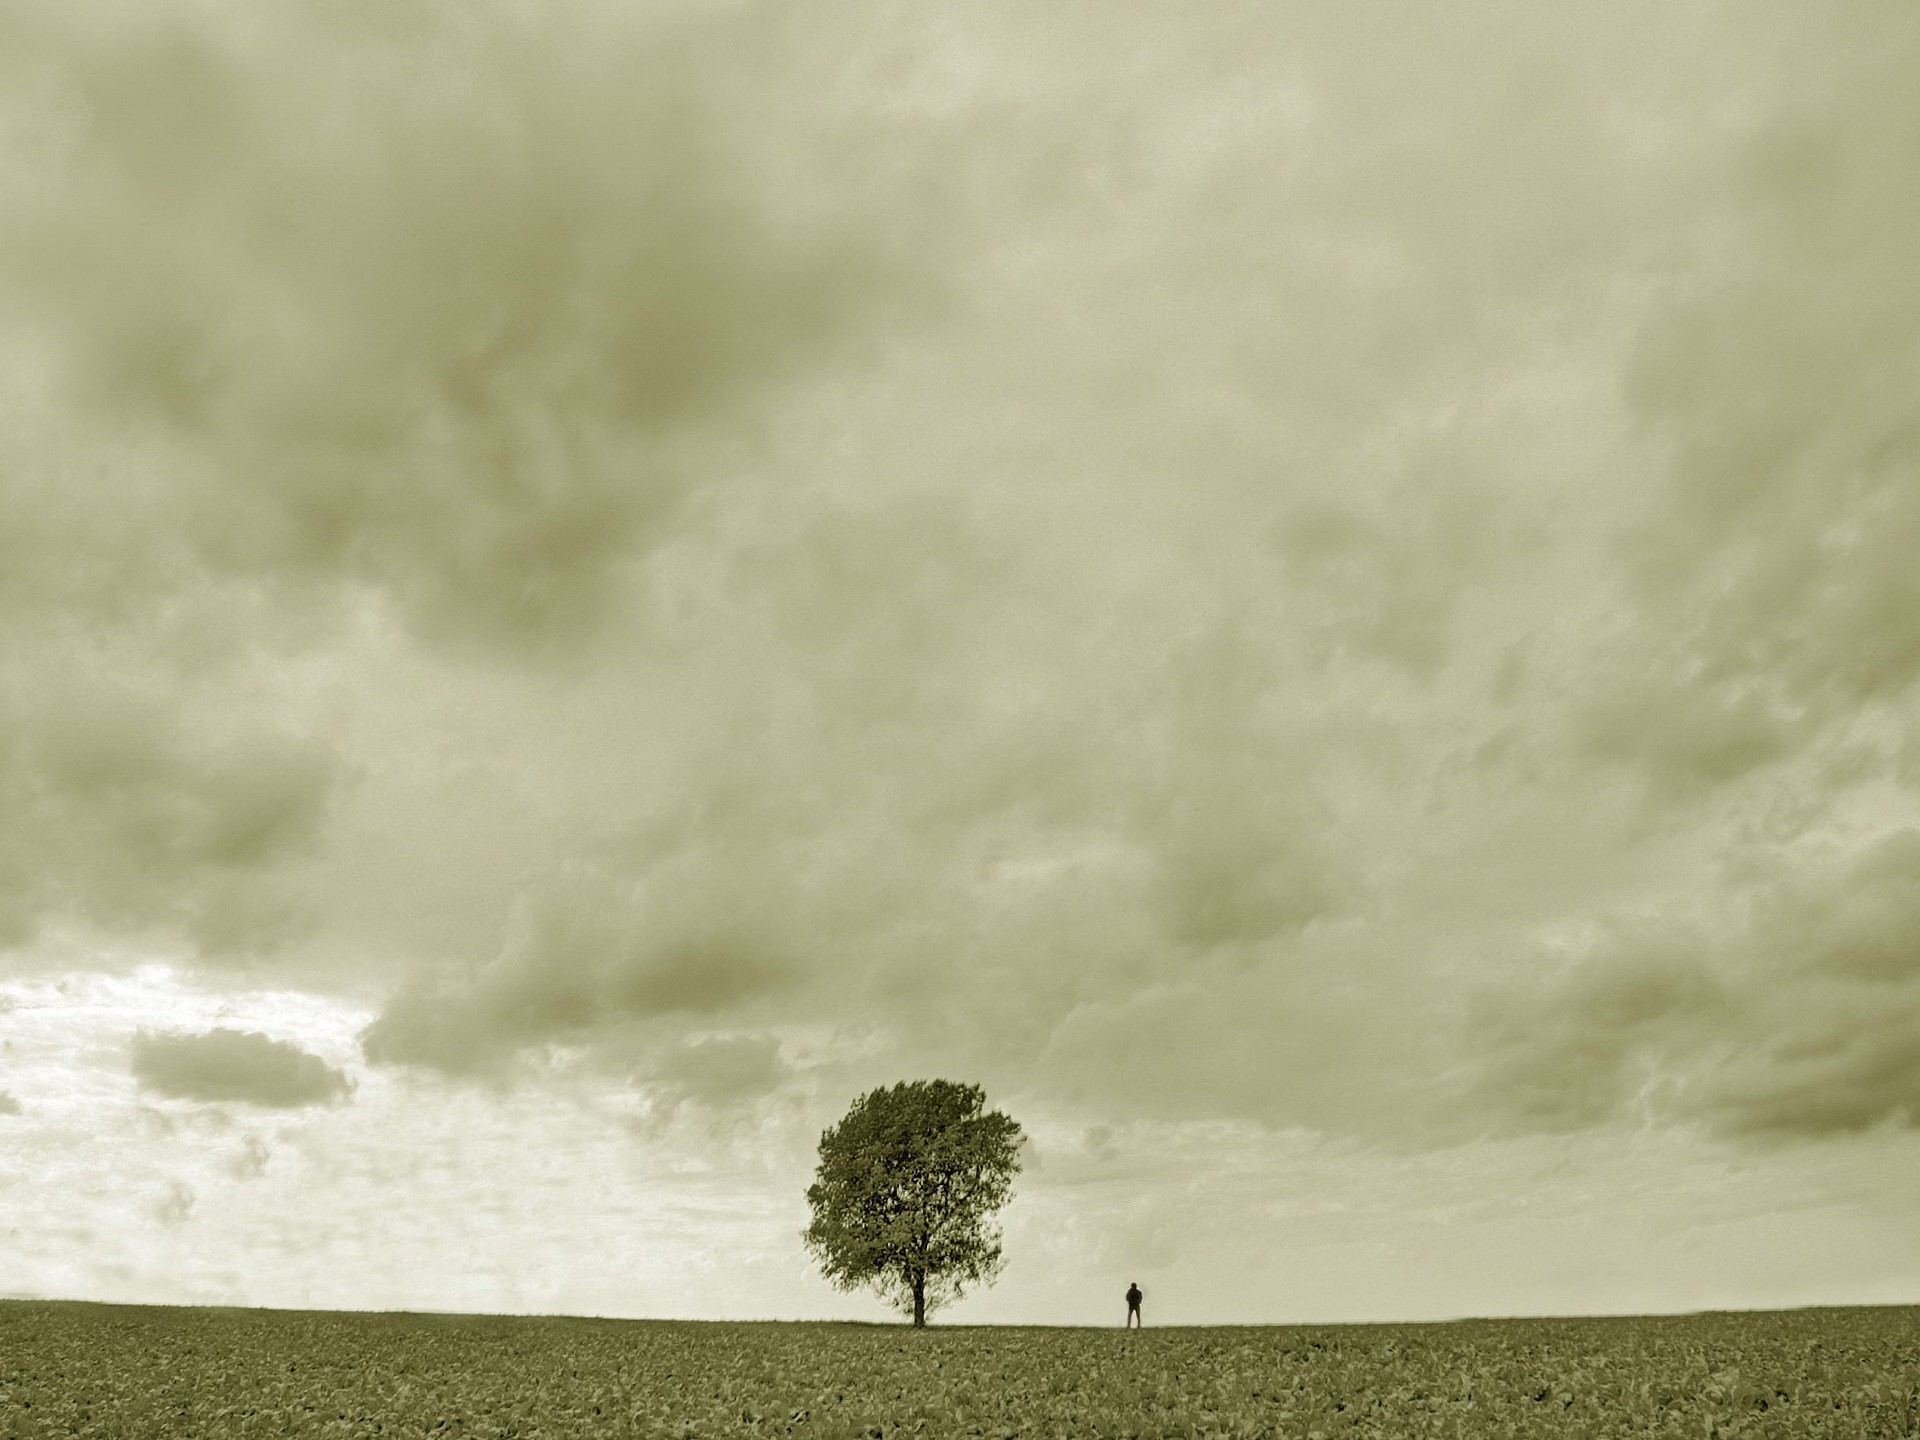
[7,1300,1919,1438]
[2,0,1918,1432]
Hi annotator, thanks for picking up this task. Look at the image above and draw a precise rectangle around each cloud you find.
[1,0,1915,1174]
[1470,830,1920,1140]
[0,0,944,968]
[1273,481,1498,678]
[353,609,1361,1080]
[0,667,335,953]
[1585,0,1920,789]
[1467,921,1730,1134]
[1574,674,1806,798]
[331,0,1919,1138]
[0,1090,21,1116]
[226,1133,271,1181]
[0,0,926,651]
[153,1179,196,1227]
[131,1027,352,1108]
[649,1034,786,1105]
[360,858,801,1072]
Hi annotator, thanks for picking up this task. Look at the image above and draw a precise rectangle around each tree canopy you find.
[803,1080,1024,1326]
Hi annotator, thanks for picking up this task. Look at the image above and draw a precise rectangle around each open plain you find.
[2,1300,1915,1439]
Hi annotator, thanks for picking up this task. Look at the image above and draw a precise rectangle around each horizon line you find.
[4,1294,1911,1330]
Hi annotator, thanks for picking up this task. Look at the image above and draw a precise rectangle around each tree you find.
[803,1080,1024,1327]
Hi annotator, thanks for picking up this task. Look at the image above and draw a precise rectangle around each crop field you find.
[1,1301,1915,1439]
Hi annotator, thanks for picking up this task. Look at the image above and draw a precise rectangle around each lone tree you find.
[804,1080,1024,1327]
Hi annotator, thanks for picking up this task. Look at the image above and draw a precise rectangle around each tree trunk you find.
[912,1273,926,1328]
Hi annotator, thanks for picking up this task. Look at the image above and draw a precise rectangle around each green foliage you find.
[2,1301,1917,1437]
[803,1080,1024,1326]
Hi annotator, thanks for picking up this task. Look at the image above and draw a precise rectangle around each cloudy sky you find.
[2,0,1917,1326]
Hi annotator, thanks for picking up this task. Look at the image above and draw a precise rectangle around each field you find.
[1,1301,1915,1438]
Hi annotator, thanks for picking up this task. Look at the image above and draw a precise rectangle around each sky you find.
[1,0,1917,1327]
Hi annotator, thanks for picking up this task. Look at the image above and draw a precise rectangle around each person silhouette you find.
[1125,1281,1143,1328]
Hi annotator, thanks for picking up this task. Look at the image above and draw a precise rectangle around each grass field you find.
[1,1300,1915,1438]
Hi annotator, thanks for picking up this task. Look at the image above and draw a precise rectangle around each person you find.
[1124,1281,1143,1328]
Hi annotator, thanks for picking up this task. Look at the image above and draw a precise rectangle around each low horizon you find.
[5,0,1920,1332]
[8,1293,1914,1331]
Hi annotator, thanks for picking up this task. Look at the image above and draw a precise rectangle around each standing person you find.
[1125,1281,1143,1328]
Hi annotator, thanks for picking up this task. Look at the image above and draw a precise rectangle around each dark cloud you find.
[1591,1,1920,789]
[3,0,1915,1176]
[0,0,925,650]
[638,1034,789,1114]
[1274,484,1496,677]
[1470,831,1920,1140]
[0,1090,21,1116]
[0,669,335,953]
[1574,674,1806,798]
[132,1027,352,1108]
[1468,922,1729,1134]
[360,859,797,1072]
[1709,1021,1920,1142]
[0,0,940,968]
[355,605,1359,1080]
